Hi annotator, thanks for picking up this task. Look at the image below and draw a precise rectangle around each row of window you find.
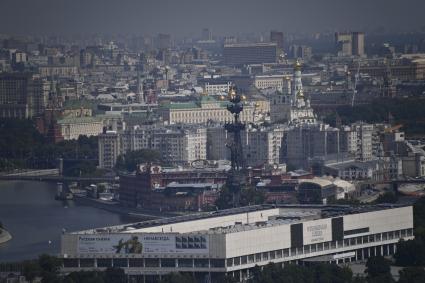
[227,228,413,267]
[64,258,225,269]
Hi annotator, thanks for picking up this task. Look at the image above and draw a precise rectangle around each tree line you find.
[322,97,425,135]
[0,118,98,176]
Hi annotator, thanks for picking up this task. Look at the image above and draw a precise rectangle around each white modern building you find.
[61,204,414,282]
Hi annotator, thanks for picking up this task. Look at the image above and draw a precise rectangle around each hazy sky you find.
[1,0,425,36]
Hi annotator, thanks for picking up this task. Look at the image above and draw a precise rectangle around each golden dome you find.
[294,59,302,70]
[241,95,247,101]
[228,88,236,99]
[255,102,260,107]
[297,90,304,98]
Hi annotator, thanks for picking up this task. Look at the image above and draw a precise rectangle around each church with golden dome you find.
[269,59,316,124]
[288,59,316,124]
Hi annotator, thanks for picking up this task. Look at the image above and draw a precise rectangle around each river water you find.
[0,181,139,262]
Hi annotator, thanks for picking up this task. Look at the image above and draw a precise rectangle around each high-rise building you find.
[350,122,374,161]
[335,32,365,57]
[157,33,171,50]
[289,45,312,60]
[98,130,121,169]
[270,31,284,49]
[242,125,286,167]
[285,123,343,169]
[152,127,207,166]
[201,28,213,41]
[223,43,277,66]
[352,32,365,56]
[0,73,50,119]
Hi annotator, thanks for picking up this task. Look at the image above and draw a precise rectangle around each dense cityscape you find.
[1,1,425,282]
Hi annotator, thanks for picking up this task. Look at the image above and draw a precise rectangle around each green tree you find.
[365,256,394,283]
[215,186,265,209]
[240,186,265,206]
[103,267,126,283]
[413,197,425,239]
[65,270,105,283]
[398,267,425,283]
[374,192,397,204]
[160,272,196,283]
[37,254,62,283]
[22,260,41,283]
[115,149,161,172]
[0,118,100,172]
[322,97,425,135]
[215,186,234,209]
[394,239,425,266]
[314,264,353,283]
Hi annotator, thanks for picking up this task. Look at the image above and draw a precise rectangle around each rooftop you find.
[72,203,410,236]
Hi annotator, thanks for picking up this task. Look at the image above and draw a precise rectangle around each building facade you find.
[98,131,121,169]
[335,32,365,57]
[160,96,255,125]
[223,43,277,66]
[61,204,414,282]
[57,116,104,140]
[0,73,50,119]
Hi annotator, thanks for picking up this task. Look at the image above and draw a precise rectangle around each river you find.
[0,181,139,262]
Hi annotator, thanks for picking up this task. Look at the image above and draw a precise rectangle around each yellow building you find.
[160,96,255,124]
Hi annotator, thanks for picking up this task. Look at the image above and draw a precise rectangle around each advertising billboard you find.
[77,233,209,255]
[303,219,332,245]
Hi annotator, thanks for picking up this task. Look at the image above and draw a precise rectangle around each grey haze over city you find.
[1,0,425,35]
[2,0,425,281]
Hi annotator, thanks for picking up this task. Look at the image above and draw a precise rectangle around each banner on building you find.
[77,233,209,255]
[303,218,332,245]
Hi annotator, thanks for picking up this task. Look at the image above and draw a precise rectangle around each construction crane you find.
[351,60,361,107]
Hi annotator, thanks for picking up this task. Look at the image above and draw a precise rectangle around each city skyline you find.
[1,0,425,36]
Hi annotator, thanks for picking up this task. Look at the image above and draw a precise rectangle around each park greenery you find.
[0,249,424,282]
[394,197,425,266]
[0,118,98,176]
[14,254,126,283]
[323,97,425,136]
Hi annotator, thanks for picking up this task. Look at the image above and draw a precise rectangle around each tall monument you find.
[224,87,246,207]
